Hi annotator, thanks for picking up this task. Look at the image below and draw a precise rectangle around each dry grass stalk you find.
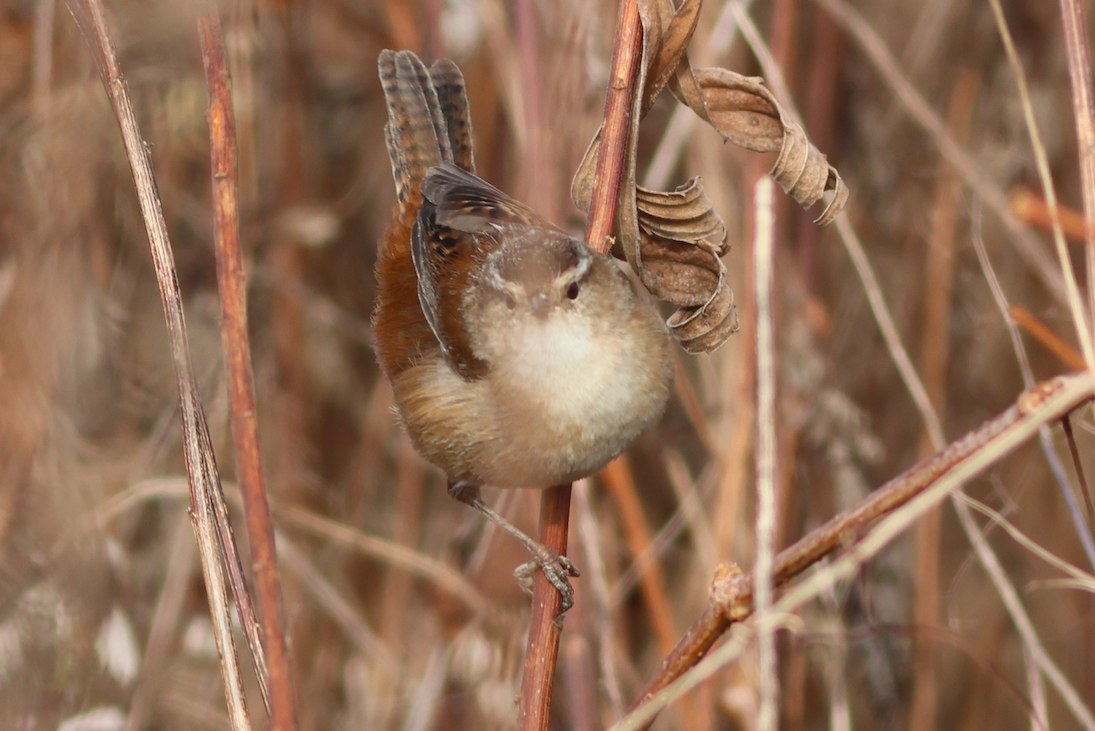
[909,66,977,731]
[1056,0,1095,348]
[63,0,252,726]
[751,176,777,731]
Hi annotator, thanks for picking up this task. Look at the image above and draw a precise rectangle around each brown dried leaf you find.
[690,68,849,223]
[772,122,850,226]
[633,178,728,308]
[642,0,704,118]
[690,68,783,152]
[666,268,739,354]
[637,237,720,307]
[635,178,728,253]
[572,0,846,352]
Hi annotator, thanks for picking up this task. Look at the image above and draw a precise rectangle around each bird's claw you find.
[514,553,581,612]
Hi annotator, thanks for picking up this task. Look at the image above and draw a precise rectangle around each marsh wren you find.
[375,50,673,608]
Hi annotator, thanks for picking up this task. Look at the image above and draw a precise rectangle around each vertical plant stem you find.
[518,485,575,731]
[586,0,643,256]
[909,67,977,731]
[753,177,778,731]
[1057,0,1095,348]
[199,8,297,731]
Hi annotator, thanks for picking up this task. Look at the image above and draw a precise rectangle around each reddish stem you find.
[199,10,298,731]
[586,0,644,256]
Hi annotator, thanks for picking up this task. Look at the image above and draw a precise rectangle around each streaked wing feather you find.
[422,163,557,233]
[411,201,490,379]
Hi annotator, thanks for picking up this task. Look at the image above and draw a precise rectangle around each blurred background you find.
[0,0,1093,729]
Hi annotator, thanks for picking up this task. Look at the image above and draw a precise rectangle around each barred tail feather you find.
[428,59,476,174]
[378,50,455,207]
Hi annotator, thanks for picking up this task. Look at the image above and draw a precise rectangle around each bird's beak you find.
[530,292,550,318]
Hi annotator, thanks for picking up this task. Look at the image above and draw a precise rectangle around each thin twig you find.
[835,216,944,446]
[1010,305,1086,371]
[1061,416,1095,534]
[973,219,1095,569]
[752,176,778,731]
[198,9,296,729]
[1010,188,1092,242]
[960,493,1095,590]
[63,0,250,727]
[951,496,1095,731]
[619,371,1095,731]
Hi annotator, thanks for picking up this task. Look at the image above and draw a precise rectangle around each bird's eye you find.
[503,292,517,310]
[566,282,580,300]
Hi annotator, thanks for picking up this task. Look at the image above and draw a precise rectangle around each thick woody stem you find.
[516,1,644,729]
[518,486,575,731]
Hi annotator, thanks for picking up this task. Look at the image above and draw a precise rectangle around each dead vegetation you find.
[1,0,1094,730]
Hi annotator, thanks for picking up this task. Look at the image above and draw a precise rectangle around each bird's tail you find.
[378,50,475,212]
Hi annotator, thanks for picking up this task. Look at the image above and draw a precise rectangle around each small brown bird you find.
[375,50,672,608]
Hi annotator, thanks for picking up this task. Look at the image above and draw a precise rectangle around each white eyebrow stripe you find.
[556,243,592,287]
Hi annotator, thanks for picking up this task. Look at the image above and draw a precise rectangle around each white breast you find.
[495,315,640,435]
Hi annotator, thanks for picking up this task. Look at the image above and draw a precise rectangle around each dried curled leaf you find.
[689,68,849,225]
[687,70,784,152]
[633,179,730,305]
[631,179,738,351]
[635,179,729,252]
[667,270,739,354]
[571,0,848,352]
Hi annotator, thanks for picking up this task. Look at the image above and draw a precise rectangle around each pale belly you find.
[392,317,671,489]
